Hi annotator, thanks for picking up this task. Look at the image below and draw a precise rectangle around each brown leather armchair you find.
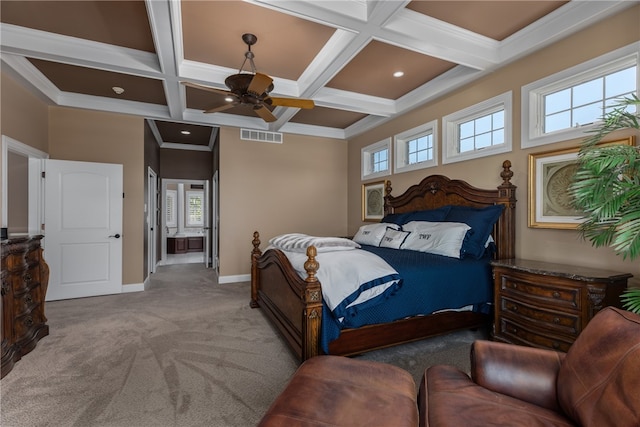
[419,306,640,427]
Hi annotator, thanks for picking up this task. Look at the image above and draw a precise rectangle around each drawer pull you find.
[511,305,518,312]
[552,342,560,350]
[24,273,33,282]
[553,317,560,324]
[25,295,33,304]
[552,291,560,298]
[512,284,518,289]
[25,317,34,327]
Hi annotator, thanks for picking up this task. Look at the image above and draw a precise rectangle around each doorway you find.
[160,178,210,266]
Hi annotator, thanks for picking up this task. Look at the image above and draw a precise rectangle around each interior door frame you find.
[161,178,209,265]
[1,135,48,236]
[147,167,158,275]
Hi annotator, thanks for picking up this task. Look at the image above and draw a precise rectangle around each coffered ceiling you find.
[0,1,633,147]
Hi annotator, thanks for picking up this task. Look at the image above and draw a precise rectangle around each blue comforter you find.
[319,244,494,352]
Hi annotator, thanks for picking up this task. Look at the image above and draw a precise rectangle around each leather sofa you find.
[259,307,640,426]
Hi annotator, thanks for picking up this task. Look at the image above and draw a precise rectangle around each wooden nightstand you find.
[491,259,632,352]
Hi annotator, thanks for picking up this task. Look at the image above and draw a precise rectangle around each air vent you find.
[240,128,283,144]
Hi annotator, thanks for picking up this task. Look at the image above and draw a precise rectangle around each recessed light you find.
[112,86,125,95]
[181,130,191,135]
[393,71,404,78]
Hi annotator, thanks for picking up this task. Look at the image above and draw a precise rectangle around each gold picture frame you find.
[362,180,387,222]
[528,136,635,229]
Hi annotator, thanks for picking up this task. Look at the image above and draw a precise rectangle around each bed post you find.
[496,160,517,259]
[250,231,262,308]
[302,246,322,360]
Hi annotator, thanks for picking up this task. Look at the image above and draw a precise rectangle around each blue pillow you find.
[444,204,504,259]
[383,206,452,226]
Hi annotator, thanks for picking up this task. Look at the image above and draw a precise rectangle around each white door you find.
[44,159,123,301]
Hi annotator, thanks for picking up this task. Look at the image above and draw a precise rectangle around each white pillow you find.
[352,223,400,246]
[401,221,471,258]
[269,233,360,253]
[379,228,410,249]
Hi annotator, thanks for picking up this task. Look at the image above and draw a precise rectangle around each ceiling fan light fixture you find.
[393,71,404,78]
[112,86,125,95]
[180,130,191,135]
[224,96,235,103]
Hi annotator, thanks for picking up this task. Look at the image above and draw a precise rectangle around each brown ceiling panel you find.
[406,1,569,41]
[1,1,155,52]
[181,0,336,80]
[290,106,368,129]
[29,59,167,105]
[327,40,456,99]
[155,121,213,146]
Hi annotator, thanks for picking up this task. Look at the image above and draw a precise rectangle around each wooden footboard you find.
[251,160,517,362]
[251,232,323,360]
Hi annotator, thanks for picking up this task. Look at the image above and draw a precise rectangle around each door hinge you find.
[41,171,46,178]
[41,223,45,231]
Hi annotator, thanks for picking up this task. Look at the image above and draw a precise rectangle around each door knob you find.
[109,233,121,238]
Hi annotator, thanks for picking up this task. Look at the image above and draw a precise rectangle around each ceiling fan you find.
[183,33,314,123]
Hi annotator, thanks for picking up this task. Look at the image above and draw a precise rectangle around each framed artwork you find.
[362,180,387,222]
[528,136,635,229]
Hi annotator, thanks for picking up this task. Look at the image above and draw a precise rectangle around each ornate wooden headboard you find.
[383,160,517,259]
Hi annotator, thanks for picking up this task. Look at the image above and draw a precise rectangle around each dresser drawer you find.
[14,307,45,343]
[498,317,573,352]
[12,286,40,317]
[499,274,582,311]
[500,297,581,335]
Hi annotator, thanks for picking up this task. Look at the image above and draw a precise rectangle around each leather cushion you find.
[420,365,575,427]
[258,355,418,427]
[557,307,640,427]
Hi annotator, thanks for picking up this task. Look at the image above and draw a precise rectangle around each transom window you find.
[408,135,433,163]
[394,120,437,174]
[458,110,504,153]
[522,43,639,148]
[544,65,636,133]
[372,148,388,173]
[362,138,391,179]
[443,92,512,164]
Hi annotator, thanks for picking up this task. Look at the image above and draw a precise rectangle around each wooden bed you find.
[250,160,517,361]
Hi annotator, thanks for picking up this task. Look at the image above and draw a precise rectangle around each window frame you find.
[521,43,639,148]
[361,137,391,180]
[165,190,177,228]
[394,120,438,174]
[185,190,204,227]
[442,91,512,165]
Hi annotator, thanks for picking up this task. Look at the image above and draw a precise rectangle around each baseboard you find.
[122,283,144,293]
[219,274,250,284]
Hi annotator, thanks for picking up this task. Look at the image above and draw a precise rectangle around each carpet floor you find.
[0,263,487,427]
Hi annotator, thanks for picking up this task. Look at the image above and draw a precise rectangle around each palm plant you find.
[569,94,640,313]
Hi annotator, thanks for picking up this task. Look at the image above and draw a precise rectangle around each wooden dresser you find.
[491,258,632,352]
[1,236,50,378]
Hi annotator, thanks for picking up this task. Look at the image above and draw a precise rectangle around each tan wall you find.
[219,127,348,276]
[0,72,50,222]
[48,107,144,286]
[348,5,640,278]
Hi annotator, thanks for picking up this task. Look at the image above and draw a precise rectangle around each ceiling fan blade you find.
[254,105,277,122]
[268,97,315,109]
[203,103,237,114]
[181,81,231,96]
[247,72,273,95]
